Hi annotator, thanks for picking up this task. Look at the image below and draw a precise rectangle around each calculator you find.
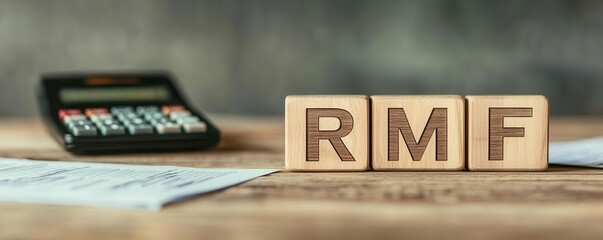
[37,71,220,154]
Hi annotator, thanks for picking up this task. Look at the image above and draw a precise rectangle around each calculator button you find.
[175,116,200,124]
[149,117,171,125]
[71,125,98,137]
[136,106,159,114]
[99,124,126,136]
[162,105,185,115]
[63,114,87,122]
[117,112,139,121]
[66,119,92,128]
[169,111,191,120]
[90,113,113,122]
[58,109,82,120]
[144,112,165,121]
[110,106,134,114]
[183,122,207,133]
[96,119,117,126]
[122,118,146,126]
[128,124,154,135]
[85,108,108,117]
[155,123,182,134]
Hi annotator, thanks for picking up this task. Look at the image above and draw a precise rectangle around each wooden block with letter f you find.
[285,95,369,171]
[466,95,548,171]
[371,96,465,171]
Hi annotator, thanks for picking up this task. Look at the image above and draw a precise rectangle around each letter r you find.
[306,108,355,162]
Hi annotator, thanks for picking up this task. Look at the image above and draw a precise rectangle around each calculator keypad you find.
[59,105,207,136]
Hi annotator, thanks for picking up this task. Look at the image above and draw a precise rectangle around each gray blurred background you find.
[1,0,603,116]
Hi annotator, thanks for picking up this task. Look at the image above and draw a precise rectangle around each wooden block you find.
[371,96,465,171]
[466,95,548,171]
[285,95,369,171]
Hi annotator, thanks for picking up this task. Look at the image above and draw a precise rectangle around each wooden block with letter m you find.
[371,95,465,171]
[285,95,369,171]
[466,95,548,171]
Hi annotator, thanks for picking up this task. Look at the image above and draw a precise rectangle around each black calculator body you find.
[37,71,220,154]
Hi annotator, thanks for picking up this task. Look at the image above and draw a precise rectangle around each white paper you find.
[0,158,278,210]
[550,136,603,168]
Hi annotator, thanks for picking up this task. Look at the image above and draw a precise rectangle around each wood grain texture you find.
[466,96,549,171]
[371,96,464,170]
[0,117,602,240]
[285,96,369,171]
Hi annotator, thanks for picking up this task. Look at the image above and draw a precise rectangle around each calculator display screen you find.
[59,86,172,104]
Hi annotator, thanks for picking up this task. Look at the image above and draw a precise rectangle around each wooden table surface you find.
[1,116,603,240]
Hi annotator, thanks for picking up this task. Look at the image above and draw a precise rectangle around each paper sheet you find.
[0,158,278,210]
[550,136,603,168]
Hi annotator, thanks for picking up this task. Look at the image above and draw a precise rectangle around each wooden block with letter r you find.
[371,95,465,170]
[285,95,369,171]
[466,95,549,171]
